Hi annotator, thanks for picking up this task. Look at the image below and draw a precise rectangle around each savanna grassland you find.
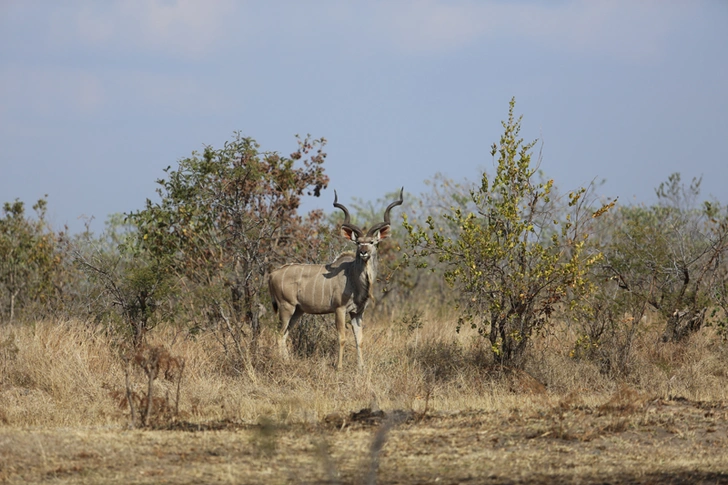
[3,104,728,483]
[2,313,728,484]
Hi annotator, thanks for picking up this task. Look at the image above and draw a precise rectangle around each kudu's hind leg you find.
[278,304,301,359]
[335,307,347,370]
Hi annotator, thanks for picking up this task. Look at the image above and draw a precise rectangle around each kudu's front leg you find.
[350,312,364,370]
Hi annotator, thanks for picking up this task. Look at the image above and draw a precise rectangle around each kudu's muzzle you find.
[357,244,373,261]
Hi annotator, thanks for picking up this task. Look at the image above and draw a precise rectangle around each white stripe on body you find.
[280,265,293,303]
[318,266,325,308]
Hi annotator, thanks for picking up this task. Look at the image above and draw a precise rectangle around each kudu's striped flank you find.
[269,188,404,369]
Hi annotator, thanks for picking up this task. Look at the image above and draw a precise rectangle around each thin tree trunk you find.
[9,289,18,322]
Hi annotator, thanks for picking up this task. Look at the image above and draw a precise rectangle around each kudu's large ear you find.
[372,224,391,242]
[340,225,359,242]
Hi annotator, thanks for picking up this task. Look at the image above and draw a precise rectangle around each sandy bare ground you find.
[1,396,727,484]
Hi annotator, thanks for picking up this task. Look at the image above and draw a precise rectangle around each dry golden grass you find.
[1,313,728,483]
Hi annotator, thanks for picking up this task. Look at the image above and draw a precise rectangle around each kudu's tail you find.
[268,275,279,314]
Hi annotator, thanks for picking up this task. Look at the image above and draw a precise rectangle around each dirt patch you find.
[1,397,727,484]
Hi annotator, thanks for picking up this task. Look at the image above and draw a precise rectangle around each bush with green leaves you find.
[405,98,614,367]
[126,133,330,364]
[601,173,728,343]
[0,197,66,322]
[73,216,174,347]
[568,275,647,377]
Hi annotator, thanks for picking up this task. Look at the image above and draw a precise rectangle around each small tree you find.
[602,174,728,342]
[568,275,648,377]
[127,133,329,363]
[405,99,613,367]
[74,220,173,347]
[0,197,61,322]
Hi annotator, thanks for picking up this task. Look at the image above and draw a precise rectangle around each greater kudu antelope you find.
[269,188,404,369]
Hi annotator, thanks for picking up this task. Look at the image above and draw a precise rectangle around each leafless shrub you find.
[114,345,185,428]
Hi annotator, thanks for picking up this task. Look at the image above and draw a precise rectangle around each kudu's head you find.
[334,188,404,262]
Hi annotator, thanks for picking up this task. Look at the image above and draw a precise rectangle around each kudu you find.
[269,188,404,369]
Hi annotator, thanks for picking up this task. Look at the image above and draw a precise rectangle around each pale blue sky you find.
[1,1,727,233]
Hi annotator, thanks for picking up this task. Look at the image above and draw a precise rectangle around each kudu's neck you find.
[354,247,378,275]
[353,247,378,304]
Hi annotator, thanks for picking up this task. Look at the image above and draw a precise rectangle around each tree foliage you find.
[127,133,330,352]
[74,229,173,347]
[405,98,614,367]
[601,173,728,342]
[0,197,65,322]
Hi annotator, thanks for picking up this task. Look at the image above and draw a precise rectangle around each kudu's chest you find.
[346,261,375,315]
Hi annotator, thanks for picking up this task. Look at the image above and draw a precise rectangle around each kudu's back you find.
[268,253,355,315]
